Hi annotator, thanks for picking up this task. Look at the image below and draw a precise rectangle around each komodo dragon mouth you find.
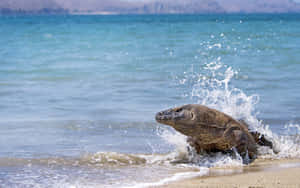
[155,105,195,127]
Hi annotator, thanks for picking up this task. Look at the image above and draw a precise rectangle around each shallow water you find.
[0,14,300,187]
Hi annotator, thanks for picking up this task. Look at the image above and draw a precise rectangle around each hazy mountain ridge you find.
[0,0,60,11]
[0,0,67,14]
[1,0,300,14]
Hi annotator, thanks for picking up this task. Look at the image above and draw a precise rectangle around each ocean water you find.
[0,14,300,187]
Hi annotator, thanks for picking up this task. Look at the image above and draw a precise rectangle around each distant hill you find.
[0,0,67,14]
[0,0,60,11]
[215,0,300,13]
[1,0,300,15]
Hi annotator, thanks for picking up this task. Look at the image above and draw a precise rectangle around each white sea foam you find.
[124,169,209,188]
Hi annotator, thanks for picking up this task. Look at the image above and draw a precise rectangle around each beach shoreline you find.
[155,158,300,188]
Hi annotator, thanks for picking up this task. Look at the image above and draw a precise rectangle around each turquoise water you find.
[1,14,300,187]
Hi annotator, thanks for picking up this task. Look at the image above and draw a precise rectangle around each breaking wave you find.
[0,152,147,168]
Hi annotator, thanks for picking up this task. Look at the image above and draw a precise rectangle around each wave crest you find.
[85,152,147,166]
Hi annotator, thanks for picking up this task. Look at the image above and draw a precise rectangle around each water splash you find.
[155,127,243,168]
[188,61,260,131]
[160,60,300,166]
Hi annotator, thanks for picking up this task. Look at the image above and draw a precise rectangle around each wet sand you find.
[156,158,300,188]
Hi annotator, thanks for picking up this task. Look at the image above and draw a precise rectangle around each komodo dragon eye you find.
[175,108,182,112]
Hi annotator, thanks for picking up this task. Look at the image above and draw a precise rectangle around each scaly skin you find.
[155,104,259,161]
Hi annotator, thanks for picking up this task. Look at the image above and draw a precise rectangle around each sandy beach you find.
[157,159,300,188]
